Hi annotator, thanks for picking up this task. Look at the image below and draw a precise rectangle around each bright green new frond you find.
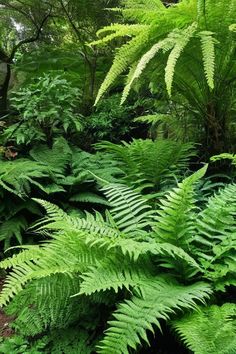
[0,229,105,306]
[165,23,197,96]
[95,29,150,104]
[102,183,153,234]
[91,24,148,46]
[121,37,173,103]
[199,30,216,89]
[0,246,42,269]
[124,0,164,10]
[153,165,207,248]
[172,303,236,354]
[79,258,152,295]
[97,277,212,354]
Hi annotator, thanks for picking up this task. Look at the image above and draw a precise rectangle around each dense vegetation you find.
[0,0,235,353]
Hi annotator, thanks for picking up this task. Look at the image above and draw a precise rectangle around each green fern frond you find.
[90,24,148,46]
[0,229,105,306]
[199,30,216,89]
[0,216,28,249]
[165,23,197,96]
[69,192,110,206]
[97,277,212,354]
[96,139,196,191]
[121,37,173,103]
[6,274,83,336]
[95,29,150,104]
[172,303,236,354]
[0,246,42,269]
[102,183,153,234]
[153,165,208,248]
[79,258,152,295]
[34,199,120,238]
[196,183,236,245]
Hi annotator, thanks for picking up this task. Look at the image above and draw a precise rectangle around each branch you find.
[59,0,93,66]
[9,9,52,62]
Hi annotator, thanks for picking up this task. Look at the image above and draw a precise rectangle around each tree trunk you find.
[0,63,11,117]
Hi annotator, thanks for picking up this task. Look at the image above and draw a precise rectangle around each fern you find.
[95,30,151,104]
[93,0,236,107]
[96,139,195,191]
[153,165,207,248]
[102,183,153,234]
[199,30,216,89]
[69,192,110,206]
[1,167,236,353]
[0,216,28,249]
[97,277,211,354]
[121,37,174,103]
[172,303,236,354]
[165,23,197,95]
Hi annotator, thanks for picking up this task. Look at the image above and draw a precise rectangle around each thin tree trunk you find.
[0,63,11,117]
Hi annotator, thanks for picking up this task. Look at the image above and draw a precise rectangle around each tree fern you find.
[90,24,148,47]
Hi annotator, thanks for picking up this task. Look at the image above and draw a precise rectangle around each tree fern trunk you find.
[204,102,228,156]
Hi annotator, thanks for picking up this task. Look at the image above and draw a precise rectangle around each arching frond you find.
[97,277,211,354]
[121,37,173,103]
[95,29,150,104]
[153,165,208,249]
[172,303,236,354]
[165,23,197,95]
[199,30,216,89]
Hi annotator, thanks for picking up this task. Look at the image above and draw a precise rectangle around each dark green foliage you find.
[0,336,47,354]
[2,73,82,146]
[0,137,120,249]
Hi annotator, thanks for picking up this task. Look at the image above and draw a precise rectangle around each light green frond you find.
[97,277,212,354]
[102,183,153,234]
[165,23,197,96]
[79,259,152,295]
[153,165,207,248]
[172,303,236,354]
[199,30,216,89]
[95,29,150,104]
[121,37,173,103]
[91,24,148,46]
[0,246,42,269]
[34,199,120,238]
